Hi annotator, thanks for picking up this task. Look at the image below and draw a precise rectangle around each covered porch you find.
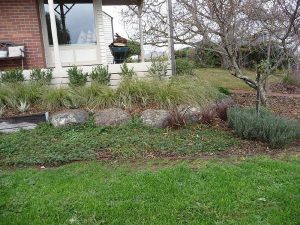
[42,0,145,68]
[36,0,164,85]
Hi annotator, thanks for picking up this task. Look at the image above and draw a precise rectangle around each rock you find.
[177,105,203,124]
[50,109,88,127]
[216,96,235,107]
[141,109,171,128]
[94,108,131,126]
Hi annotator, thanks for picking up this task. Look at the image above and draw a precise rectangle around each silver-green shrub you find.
[228,107,300,148]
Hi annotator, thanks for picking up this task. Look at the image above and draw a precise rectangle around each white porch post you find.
[167,0,176,75]
[138,4,145,62]
[96,0,108,65]
[48,0,62,69]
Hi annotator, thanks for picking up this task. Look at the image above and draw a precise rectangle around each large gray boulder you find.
[177,105,203,124]
[50,109,88,127]
[141,109,171,128]
[94,108,131,126]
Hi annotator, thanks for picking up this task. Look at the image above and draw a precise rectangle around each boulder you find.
[94,108,131,126]
[50,109,88,127]
[141,109,171,128]
[177,105,202,124]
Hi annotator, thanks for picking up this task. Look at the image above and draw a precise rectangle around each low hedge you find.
[228,107,300,148]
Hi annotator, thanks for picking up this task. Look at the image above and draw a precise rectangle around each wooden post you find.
[48,0,62,69]
[138,4,145,62]
[167,0,176,75]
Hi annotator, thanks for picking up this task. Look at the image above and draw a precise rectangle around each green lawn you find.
[195,68,283,90]
[0,120,239,166]
[1,157,300,225]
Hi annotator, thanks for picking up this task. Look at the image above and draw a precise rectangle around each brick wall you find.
[0,0,46,70]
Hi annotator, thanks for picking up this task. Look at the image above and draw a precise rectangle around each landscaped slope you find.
[0,121,238,166]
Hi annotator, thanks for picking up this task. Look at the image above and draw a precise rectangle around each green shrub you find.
[228,107,300,148]
[218,86,230,95]
[120,63,136,79]
[176,58,194,75]
[127,40,141,58]
[1,69,24,83]
[149,57,169,80]
[30,68,53,84]
[90,65,110,85]
[67,66,87,87]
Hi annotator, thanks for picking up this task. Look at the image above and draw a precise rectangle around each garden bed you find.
[231,92,300,121]
[269,82,300,94]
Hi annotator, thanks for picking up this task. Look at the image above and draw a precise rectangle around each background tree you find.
[122,0,300,107]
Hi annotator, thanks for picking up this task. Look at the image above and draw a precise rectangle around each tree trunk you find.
[259,86,268,107]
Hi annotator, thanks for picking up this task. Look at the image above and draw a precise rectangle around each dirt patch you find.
[269,83,300,95]
[231,92,300,121]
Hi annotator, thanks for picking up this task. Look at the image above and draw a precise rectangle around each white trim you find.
[39,0,103,68]
[96,0,108,65]
[48,0,62,69]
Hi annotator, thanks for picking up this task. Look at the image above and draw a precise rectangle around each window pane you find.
[44,0,96,45]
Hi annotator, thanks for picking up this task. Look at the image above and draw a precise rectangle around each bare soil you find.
[231,91,300,121]
[269,82,300,95]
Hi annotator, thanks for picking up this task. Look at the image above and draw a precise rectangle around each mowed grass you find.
[195,68,283,90]
[0,120,239,166]
[1,157,300,225]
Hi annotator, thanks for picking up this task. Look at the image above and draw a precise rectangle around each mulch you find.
[269,83,300,95]
[231,90,300,121]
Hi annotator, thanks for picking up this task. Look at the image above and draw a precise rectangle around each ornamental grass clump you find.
[116,76,222,109]
[0,82,43,111]
[228,107,300,148]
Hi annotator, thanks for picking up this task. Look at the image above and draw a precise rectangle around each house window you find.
[44,0,96,45]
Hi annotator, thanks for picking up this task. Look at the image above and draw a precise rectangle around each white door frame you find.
[39,0,103,68]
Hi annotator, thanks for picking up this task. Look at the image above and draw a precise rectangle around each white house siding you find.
[102,12,114,64]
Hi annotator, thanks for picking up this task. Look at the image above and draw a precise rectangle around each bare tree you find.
[122,0,300,107]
